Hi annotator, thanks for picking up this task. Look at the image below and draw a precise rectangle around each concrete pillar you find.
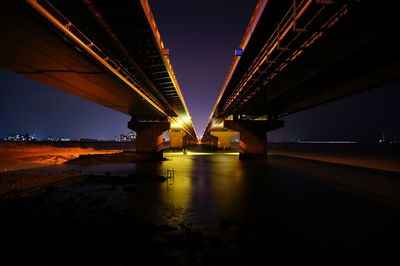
[167,130,186,148]
[210,131,239,150]
[128,119,169,159]
[224,120,284,159]
[238,130,268,159]
[201,134,218,149]
[209,135,219,149]
[183,135,194,146]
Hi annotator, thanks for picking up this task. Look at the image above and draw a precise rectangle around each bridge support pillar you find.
[167,130,187,149]
[128,119,170,160]
[209,135,219,149]
[201,135,219,149]
[224,120,284,159]
[210,131,239,150]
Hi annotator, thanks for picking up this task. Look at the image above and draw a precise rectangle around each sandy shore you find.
[0,142,127,198]
[0,142,122,172]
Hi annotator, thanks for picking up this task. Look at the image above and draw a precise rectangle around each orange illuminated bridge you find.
[1,0,399,159]
[0,0,197,159]
[203,0,400,159]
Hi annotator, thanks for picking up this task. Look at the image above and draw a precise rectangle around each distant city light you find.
[6,133,37,142]
[47,136,71,142]
[296,141,357,144]
[114,131,136,142]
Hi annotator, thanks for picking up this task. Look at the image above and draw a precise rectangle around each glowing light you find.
[164,152,239,156]
[181,115,192,124]
[169,115,192,130]
[235,49,244,56]
[211,120,224,130]
[170,119,183,129]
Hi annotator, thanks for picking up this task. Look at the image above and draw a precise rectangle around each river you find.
[1,152,400,265]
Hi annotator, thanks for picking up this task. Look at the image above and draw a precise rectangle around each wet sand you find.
[0,142,122,171]
[0,142,131,198]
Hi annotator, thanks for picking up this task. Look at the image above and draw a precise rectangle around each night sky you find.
[0,0,399,141]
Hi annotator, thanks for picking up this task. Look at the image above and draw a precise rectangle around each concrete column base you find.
[210,131,239,150]
[128,119,170,159]
[224,120,284,159]
[208,135,219,149]
[167,130,186,149]
[200,135,219,150]
[238,130,267,158]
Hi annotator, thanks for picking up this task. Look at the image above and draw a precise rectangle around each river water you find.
[2,152,400,265]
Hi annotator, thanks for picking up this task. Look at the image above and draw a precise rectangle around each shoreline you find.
[1,142,400,201]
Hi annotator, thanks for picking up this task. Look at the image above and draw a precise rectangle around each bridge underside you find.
[204,0,400,159]
[238,1,400,116]
[0,1,163,117]
[0,1,197,158]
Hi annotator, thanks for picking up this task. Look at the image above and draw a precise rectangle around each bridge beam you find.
[128,118,169,160]
[224,120,284,159]
[210,131,239,150]
[167,129,187,149]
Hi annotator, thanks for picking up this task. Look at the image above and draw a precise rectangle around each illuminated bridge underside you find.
[205,0,400,138]
[0,0,197,140]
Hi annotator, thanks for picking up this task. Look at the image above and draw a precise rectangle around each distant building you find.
[47,136,60,142]
[114,131,136,142]
[7,133,37,141]
[378,132,393,144]
[47,136,71,142]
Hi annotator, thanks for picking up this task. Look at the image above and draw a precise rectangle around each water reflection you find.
[33,153,270,223]
[136,152,262,221]
[3,151,398,265]
[155,153,194,209]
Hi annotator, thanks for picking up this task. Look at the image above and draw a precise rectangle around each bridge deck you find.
[204,0,400,138]
[0,0,197,139]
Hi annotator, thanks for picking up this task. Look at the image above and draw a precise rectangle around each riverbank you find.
[0,142,123,172]
[0,142,131,198]
[268,143,400,173]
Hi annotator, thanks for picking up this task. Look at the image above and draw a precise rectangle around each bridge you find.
[0,0,197,158]
[203,0,400,159]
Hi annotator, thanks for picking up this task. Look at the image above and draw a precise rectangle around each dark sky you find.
[149,0,258,138]
[0,69,130,140]
[0,1,399,141]
[268,83,400,142]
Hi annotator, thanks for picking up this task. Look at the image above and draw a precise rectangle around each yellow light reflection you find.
[164,151,239,156]
[159,153,194,209]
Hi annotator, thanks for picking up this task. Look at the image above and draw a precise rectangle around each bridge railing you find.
[221,0,314,113]
[220,0,347,116]
[140,0,191,118]
[26,0,167,115]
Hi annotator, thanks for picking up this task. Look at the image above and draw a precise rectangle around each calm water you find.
[76,152,400,246]
[35,151,400,226]
[66,152,266,227]
[2,152,400,264]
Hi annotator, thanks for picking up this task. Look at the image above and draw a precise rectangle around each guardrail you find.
[218,0,348,116]
[25,0,167,116]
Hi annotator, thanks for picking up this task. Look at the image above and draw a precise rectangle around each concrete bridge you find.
[1,0,399,159]
[0,0,197,159]
[203,0,400,159]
